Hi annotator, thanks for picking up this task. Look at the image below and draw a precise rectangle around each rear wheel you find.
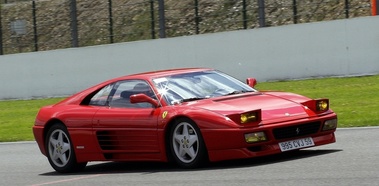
[45,123,87,173]
[169,118,208,168]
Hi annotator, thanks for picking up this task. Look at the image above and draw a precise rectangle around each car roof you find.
[115,67,213,80]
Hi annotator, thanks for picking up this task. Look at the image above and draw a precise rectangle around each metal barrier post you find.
[258,0,265,27]
[150,0,156,39]
[293,0,298,24]
[242,0,247,29]
[158,0,166,38]
[32,0,38,51]
[0,5,3,55]
[69,0,79,47]
[194,0,199,34]
[108,0,114,43]
[345,0,349,18]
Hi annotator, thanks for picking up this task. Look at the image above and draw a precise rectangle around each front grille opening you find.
[272,122,321,140]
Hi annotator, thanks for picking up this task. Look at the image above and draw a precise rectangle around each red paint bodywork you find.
[33,68,337,164]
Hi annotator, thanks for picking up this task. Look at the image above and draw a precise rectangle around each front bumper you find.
[201,115,337,162]
[206,132,335,162]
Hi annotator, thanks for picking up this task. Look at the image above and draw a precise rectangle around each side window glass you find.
[109,80,155,108]
[89,84,113,106]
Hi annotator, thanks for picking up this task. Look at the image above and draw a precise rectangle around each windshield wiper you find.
[180,97,206,103]
[225,90,254,96]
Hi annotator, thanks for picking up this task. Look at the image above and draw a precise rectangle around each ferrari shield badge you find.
[162,111,168,119]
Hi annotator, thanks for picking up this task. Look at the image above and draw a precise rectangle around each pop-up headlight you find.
[316,100,329,112]
[302,99,330,114]
[227,109,262,125]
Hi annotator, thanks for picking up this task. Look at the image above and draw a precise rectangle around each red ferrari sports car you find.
[33,68,337,173]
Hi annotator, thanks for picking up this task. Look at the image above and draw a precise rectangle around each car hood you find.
[185,93,309,123]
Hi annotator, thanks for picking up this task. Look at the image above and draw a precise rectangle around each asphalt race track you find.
[1,127,379,186]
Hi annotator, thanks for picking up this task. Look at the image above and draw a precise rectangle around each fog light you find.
[323,119,337,131]
[245,132,267,143]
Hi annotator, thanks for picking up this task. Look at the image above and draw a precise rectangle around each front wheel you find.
[45,123,87,173]
[169,118,208,168]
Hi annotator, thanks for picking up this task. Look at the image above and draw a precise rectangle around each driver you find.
[133,83,155,98]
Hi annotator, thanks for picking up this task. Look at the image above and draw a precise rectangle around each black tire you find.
[169,118,208,168]
[45,123,87,173]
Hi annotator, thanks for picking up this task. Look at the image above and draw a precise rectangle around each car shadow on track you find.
[40,149,342,176]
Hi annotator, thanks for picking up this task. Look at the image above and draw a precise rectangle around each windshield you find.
[153,70,257,105]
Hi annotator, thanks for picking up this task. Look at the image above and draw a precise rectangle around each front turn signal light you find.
[323,118,337,131]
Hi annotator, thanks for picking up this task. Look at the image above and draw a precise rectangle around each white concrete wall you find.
[0,16,378,100]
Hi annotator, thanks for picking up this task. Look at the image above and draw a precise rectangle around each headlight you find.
[227,109,261,125]
[241,112,257,124]
[323,118,337,131]
[316,100,329,111]
[245,132,267,143]
[303,99,330,113]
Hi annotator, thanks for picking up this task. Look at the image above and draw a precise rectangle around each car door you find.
[92,80,161,153]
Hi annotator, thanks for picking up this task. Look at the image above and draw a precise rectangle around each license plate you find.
[279,137,315,152]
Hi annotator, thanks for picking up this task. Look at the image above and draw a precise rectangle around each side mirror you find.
[130,93,159,108]
[246,78,257,88]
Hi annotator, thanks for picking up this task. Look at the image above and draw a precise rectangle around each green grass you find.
[0,75,378,142]
[0,98,64,142]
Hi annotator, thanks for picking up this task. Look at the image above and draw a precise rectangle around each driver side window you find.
[109,80,155,108]
[87,80,155,108]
